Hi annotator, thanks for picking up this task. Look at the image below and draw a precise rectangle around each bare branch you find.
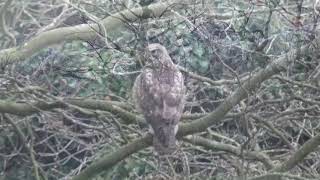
[183,135,274,169]
[272,133,320,172]
[71,134,152,180]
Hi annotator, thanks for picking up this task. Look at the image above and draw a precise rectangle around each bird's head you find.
[146,43,173,68]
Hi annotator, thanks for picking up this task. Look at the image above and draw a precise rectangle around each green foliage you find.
[187,42,210,74]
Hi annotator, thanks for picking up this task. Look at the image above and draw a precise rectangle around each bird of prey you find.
[132,43,185,154]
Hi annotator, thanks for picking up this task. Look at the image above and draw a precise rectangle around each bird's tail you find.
[152,126,177,155]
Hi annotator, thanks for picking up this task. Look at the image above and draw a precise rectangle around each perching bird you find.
[132,43,185,154]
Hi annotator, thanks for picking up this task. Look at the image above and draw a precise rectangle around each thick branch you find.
[66,99,145,125]
[0,98,146,125]
[71,134,152,180]
[272,133,320,172]
[0,100,66,116]
[183,135,274,169]
[248,173,315,180]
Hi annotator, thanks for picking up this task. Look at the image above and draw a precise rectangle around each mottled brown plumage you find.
[133,43,185,154]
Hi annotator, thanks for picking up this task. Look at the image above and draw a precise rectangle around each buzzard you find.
[132,43,185,154]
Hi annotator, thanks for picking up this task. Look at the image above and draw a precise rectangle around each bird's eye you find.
[151,50,157,57]
[151,49,162,58]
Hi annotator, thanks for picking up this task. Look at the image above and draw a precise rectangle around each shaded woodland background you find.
[1,0,320,179]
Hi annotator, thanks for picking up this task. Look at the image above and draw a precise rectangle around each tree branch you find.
[183,135,274,169]
[71,134,152,180]
[248,173,315,180]
[0,100,66,116]
[272,133,320,172]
